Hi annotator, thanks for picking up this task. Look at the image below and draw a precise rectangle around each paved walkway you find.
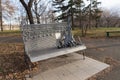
[0,36,23,43]
[27,53,109,80]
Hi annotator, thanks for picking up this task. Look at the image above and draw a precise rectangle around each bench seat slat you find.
[29,45,86,62]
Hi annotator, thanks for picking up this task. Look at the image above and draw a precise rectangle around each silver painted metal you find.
[20,21,86,62]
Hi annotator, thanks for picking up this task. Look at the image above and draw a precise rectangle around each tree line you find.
[19,0,102,36]
[0,0,120,35]
[0,0,17,31]
[52,0,102,36]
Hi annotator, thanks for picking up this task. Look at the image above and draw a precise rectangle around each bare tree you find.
[33,0,41,23]
[32,0,50,24]
[0,0,17,31]
[20,0,34,24]
[100,9,120,27]
[0,0,3,31]
[2,0,16,19]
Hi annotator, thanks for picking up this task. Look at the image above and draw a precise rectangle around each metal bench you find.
[106,31,120,37]
[20,21,86,62]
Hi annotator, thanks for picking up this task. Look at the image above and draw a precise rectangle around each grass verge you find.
[73,27,120,38]
[0,30,21,37]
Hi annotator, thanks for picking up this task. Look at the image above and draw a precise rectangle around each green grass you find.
[72,28,81,36]
[0,27,120,38]
[0,30,21,37]
[73,27,120,38]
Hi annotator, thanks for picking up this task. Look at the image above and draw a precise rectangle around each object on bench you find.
[106,31,120,37]
[20,17,86,62]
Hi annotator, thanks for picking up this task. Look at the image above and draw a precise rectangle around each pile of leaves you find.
[0,43,39,80]
[0,53,37,80]
[104,57,120,68]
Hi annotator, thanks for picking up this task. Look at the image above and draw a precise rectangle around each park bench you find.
[20,22,86,62]
[106,31,120,37]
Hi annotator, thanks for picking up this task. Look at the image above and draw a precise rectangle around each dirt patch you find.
[104,57,120,68]
[0,43,24,54]
[0,43,39,80]
[96,48,105,51]
[87,57,120,80]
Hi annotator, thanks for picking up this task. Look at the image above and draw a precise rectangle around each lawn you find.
[0,27,120,37]
[0,30,21,37]
[73,27,120,38]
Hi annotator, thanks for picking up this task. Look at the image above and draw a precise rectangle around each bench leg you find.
[106,32,110,37]
[82,50,86,60]
[77,50,86,60]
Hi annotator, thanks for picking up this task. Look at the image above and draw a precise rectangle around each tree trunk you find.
[95,18,98,28]
[26,7,34,24]
[34,0,40,24]
[20,0,34,24]
[79,2,83,36]
[0,0,3,31]
[88,0,92,29]
[71,0,74,29]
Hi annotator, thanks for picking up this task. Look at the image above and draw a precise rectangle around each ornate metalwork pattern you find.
[20,20,87,62]
[20,22,67,42]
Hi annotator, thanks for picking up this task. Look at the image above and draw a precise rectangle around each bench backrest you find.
[21,23,67,56]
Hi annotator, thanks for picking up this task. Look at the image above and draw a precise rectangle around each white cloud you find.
[98,0,120,9]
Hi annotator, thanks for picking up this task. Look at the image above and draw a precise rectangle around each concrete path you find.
[0,36,23,43]
[27,53,109,80]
